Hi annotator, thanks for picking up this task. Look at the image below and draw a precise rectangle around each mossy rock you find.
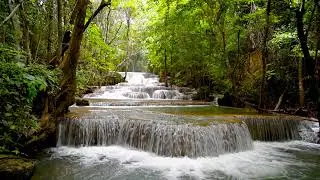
[0,154,36,180]
[103,72,124,86]
[75,98,90,106]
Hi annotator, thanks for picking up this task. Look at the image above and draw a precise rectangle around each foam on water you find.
[47,141,320,180]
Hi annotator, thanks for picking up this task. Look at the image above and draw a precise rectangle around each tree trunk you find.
[63,0,68,28]
[164,0,170,87]
[222,30,230,70]
[231,29,241,92]
[124,8,131,73]
[298,58,305,107]
[19,2,31,64]
[55,0,110,116]
[316,36,320,132]
[274,90,285,111]
[55,0,89,116]
[259,0,271,109]
[46,0,53,63]
[164,48,168,87]
[296,0,314,78]
[314,0,320,132]
[56,0,63,59]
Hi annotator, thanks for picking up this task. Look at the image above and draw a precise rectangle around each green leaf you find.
[12,149,20,155]
[4,113,12,117]
[10,125,16,130]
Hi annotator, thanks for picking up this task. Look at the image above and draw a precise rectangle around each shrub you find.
[0,61,59,153]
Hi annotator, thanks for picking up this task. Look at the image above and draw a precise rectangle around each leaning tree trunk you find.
[55,0,89,116]
[55,0,111,116]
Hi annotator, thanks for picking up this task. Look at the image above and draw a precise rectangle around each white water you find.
[84,72,187,100]
[33,72,320,179]
[57,112,253,157]
[47,141,320,180]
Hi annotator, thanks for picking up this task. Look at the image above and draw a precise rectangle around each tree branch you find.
[0,1,22,27]
[305,0,317,39]
[105,7,111,41]
[83,0,111,32]
[108,22,122,45]
[70,0,80,25]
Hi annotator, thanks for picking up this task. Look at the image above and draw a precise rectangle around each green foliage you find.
[76,69,123,96]
[0,45,26,62]
[0,59,60,153]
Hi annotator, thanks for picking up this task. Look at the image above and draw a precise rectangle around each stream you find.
[32,72,320,180]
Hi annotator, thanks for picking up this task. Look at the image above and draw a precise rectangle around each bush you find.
[76,70,123,96]
[0,61,59,153]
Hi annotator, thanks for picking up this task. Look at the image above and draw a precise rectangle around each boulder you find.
[103,72,123,86]
[83,86,98,95]
[218,93,233,106]
[218,93,245,107]
[75,98,90,106]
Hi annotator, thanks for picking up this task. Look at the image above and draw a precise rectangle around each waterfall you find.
[240,116,316,142]
[57,114,253,157]
[64,72,318,160]
[152,90,184,99]
[122,92,150,99]
[84,72,193,100]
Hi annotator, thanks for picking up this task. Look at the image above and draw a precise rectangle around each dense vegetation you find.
[0,0,319,154]
[146,0,320,110]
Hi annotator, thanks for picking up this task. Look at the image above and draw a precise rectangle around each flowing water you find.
[56,111,253,157]
[83,72,189,100]
[32,72,320,180]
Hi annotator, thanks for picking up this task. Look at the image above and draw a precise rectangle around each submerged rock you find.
[0,155,35,180]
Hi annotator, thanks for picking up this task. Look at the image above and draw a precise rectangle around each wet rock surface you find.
[0,154,35,180]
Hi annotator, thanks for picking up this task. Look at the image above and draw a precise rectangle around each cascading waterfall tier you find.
[84,72,191,100]
[57,112,253,157]
[240,116,317,142]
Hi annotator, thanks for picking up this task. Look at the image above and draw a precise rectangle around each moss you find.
[159,106,258,116]
[0,154,36,180]
[171,116,243,127]
[191,118,243,126]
